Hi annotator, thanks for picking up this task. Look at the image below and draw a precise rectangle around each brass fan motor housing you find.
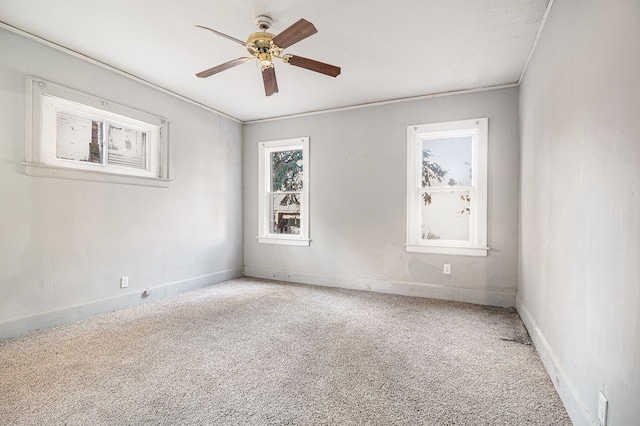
[246,32,283,68]
[246,31,275,47]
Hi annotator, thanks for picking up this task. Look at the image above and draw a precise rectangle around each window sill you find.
[23,162,171,188]
[258,236,311,246]
[405,243,489,257]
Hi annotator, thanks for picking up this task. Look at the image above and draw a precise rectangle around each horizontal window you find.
[25,77,170,187]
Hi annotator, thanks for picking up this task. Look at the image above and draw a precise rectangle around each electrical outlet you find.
[443,264,451,275]
[120,276,129,288]
[598,392,608,425]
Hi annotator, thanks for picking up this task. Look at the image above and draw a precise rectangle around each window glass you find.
[420,135,473,242]
[271,150,303,191]
[56,112,103,163]
[421,136,472,188]
[107,124,147,170]
[421,190,471,241]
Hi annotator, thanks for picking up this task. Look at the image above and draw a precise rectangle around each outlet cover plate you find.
[120,276,129,288]
[598,392,607,425]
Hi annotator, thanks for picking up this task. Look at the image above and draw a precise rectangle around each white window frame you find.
[406,118,488,256]
[25,76,170,187]
[258,137,310,246]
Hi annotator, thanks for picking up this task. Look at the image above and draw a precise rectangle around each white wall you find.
[0,28,244,339]
[518,0,640,424]
[244,88,520,307]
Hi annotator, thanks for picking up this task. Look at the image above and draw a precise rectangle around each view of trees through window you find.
[270,149,303,235]
[420,136,472,241]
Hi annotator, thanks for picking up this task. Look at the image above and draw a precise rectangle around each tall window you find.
[406,118,488,256]
[258,137,310,246]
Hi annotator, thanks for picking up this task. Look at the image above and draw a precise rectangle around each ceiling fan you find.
[195,15,341,96]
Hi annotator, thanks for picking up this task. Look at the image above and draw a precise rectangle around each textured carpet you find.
[0,278,571,425]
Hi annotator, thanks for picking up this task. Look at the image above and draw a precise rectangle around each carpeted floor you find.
[0,278,571,425]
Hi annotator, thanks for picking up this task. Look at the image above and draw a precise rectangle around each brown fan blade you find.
[287,55,341,77]
[195,25,250,47]
[196,58,247,78]
[262,66,279,96]
[272,18,318,49]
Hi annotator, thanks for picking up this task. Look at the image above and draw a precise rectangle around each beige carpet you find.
[0,278,571,425]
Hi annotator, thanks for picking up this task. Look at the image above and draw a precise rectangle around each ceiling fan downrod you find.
[255,15,272,31]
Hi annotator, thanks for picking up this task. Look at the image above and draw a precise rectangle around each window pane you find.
[107,124,147,169]
[271,193,301,234]
[56,113,103,163]
[271,150,303,192]
[421,190,471,241]
[421,136,472,188]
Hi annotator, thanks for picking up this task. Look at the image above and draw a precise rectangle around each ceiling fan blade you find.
[195,25,250,47]
[262,66,279,96]
[287,55,341,77]
[196,58,247,78]
[272,18,318,49]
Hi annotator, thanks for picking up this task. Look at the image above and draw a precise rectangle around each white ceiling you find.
[0,0,549,122]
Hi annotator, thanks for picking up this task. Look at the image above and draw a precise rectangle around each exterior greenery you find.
[271,149,302,206]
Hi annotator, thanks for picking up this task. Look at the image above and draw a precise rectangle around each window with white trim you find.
[258,137,310,246]
[406,118,488,256]
[25,77,169,187]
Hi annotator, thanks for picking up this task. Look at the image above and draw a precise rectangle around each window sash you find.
[43,95,156,177]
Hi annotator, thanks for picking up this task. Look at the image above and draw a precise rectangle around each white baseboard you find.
[0,267,243,341]
[244,266,516,308]
[516,295,595,426]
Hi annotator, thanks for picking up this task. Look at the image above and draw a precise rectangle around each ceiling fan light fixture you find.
[258,52,273,68]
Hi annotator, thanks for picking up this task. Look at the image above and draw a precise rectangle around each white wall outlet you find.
[443,264,451,275]
[120,276,129,288]
[598,391,608,425]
